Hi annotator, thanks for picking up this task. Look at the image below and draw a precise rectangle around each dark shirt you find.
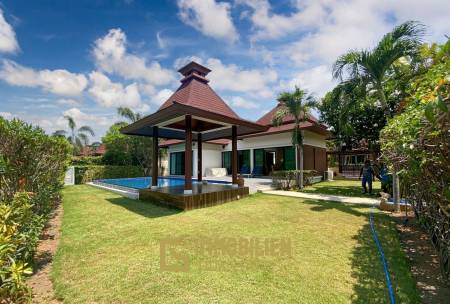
[360,165,374,179]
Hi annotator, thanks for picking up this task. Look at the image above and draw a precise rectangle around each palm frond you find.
[52,130,66,137]
[64,115,76,131]
[332,50,364,80]
[78,125,95,136]
[74,136,84,148]
[117,107,137,122]
[272,107,289,127]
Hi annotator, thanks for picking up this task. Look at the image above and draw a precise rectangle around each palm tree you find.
[272,86,317,189]
[117,107,142,123]
[332,21,425,117]
[332,20,425,208]
[53,116,95,153]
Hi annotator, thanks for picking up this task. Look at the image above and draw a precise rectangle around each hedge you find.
[70,155,103,166]
[0,117,72,302]
[74,165,145,184]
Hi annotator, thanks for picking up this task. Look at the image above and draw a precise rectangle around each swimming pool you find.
[96,176,230,190]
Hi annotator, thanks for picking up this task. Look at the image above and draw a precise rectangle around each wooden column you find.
[231,125,238,186]
[197,133,202,181]
[151,126,158,189]
[184,115,192,193]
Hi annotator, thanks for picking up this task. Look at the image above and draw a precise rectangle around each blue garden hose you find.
[369,206,396,304]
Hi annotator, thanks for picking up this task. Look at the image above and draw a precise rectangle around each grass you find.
[53,185,418,303]
[300,179,382,197]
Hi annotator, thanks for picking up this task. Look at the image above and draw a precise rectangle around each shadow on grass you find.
[299,199,418,303]
[300,198,371,218]
[301,186,379,197]
[106,196,181,218]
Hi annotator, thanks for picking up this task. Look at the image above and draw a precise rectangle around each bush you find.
[380,41,450,281]
[70,156,103,166]
[272,170,320,189]
[0,118,71,302]
[74,165,145,184]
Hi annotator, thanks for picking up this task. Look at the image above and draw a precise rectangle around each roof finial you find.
[178,61,211,80]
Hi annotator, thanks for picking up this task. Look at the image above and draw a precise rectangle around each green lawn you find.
[301,179,382,197]
[53,185,418,303]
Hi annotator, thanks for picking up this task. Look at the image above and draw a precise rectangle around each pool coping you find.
[87,181,139,199]
[88,177,233,200]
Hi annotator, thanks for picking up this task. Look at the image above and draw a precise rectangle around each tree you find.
[102,107,167,175]
[319,83,386,151]
[272,86,317,188]
[53,115,95,154]
[331,20,425,208]
[333,21,425,114]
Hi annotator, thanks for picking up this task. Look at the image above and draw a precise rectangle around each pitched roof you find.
[257,102,319,126]
[240,121,330,138]
[158,61,239,119]
[78,144,106,156]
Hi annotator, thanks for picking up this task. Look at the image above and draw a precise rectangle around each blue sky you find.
[0,0,448,141]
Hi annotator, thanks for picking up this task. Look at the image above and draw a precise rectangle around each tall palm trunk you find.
[299,144,304,189]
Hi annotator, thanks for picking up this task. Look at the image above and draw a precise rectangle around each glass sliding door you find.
[222,151,231,174]
[253,149,264,176]
[283,146,296,170]
[170,152,185,175]
[238,150,250,174]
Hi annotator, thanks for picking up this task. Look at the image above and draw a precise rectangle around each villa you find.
[159,64,329,178]
[120,61,329,210]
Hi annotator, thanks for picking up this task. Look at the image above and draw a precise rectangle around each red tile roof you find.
[257,102,319,126]
[159,61,239,119]
[79,144,106,156]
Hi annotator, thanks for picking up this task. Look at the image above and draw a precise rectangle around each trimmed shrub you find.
[272,170,320,189]
[0,118,71,302]
[74,165,145,184]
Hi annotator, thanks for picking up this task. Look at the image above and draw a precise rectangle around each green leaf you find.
[445,187,450,200]
[424,103,435,122]
[436,95,448,113]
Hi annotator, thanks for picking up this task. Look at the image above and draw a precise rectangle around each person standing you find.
[359,160,375,194]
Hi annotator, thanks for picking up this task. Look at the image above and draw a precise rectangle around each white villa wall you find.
[165,131,327,175]
[167,142,223,176]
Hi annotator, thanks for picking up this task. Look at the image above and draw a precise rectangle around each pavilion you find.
[121,61,268,209]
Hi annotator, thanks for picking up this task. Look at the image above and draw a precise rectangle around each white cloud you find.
[206,58,277,98]
[177,0,238,43]
[0,9,19,53]
[237,0,325,41]
[239,0,450,67]
[173,56,278,98]
[56,98,80,106]
[279,65,336,98]
[151,88,173,106]
[283,1,390,66]
[88,71,146,110]
[0,111,13,119]
[93,28,175,86]
[61,107,109,127]
[228,96,259,109]
[0,60,87,96]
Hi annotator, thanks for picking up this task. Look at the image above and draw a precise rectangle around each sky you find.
[0,0,449,142]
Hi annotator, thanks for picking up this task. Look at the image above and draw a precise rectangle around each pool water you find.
[97,177,229,189]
